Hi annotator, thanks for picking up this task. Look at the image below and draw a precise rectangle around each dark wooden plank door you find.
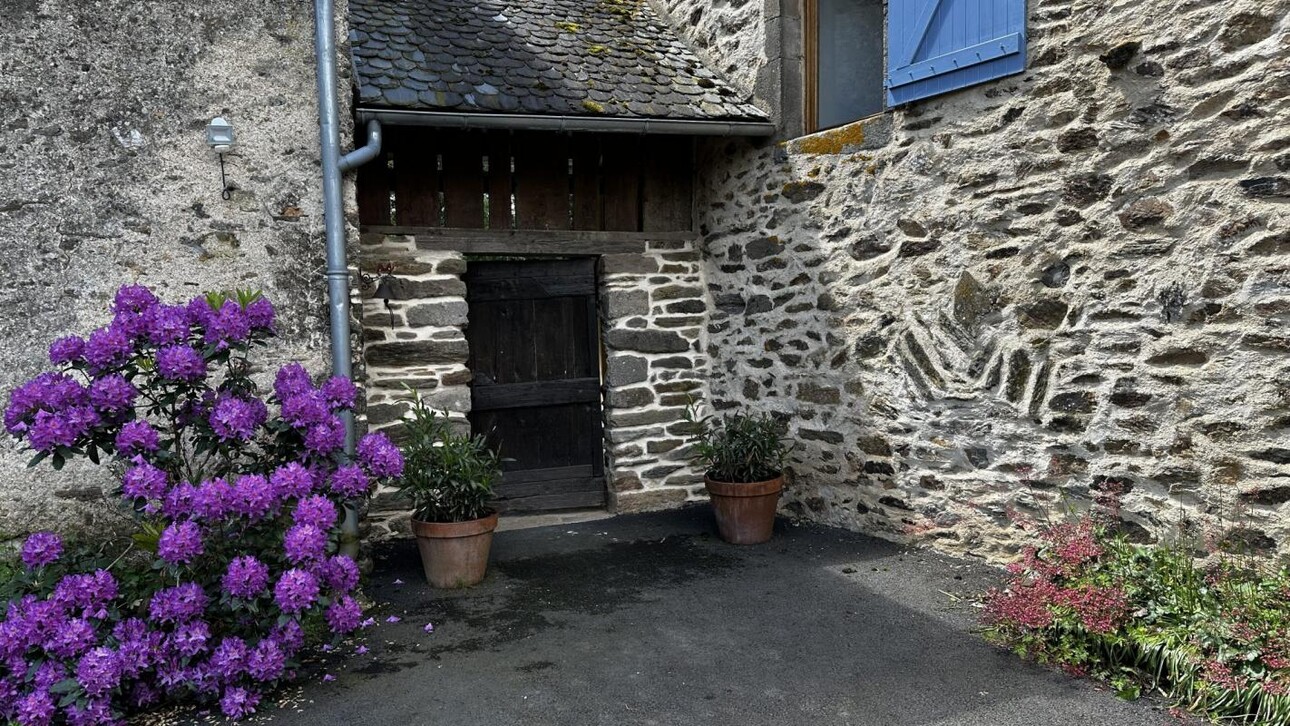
[465,259,605,513]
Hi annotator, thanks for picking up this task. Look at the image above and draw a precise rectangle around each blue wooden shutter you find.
[885,0,1027,106]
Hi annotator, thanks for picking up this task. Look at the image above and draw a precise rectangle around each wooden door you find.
[465,259,605,513]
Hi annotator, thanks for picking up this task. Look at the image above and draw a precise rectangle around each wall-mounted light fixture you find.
[205,116,236,200]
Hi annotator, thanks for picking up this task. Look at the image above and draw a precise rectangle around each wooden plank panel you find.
[502,465,595,484]
[497,477,604,500]
[512,132,570,230]
[466,298,500,385]
[467,258,594,280]
[441,131,487,228]
[361,227,677,255]
[467,274,596,302]
[465,259,606,512]
[641,136,694,232]
[600,134,641,231]
[356,152,393,226]
[485,132,514,230]
[495,297,535,385]
[496,467,599,497]
[540,403,576,469]
[571,137,603,230]
[472,378,601,411]
[585,289,604,477]
[494,489,605,513]
[533,296,579,380]
[392,131,441,227]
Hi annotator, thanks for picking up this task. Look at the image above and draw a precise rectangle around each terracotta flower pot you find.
[410,511,499,588]
[704,475,783,545]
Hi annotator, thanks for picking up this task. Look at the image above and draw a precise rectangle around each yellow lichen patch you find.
[599,0,639,22]
[807,166,821,178]
[581,99,605,113]
[587,44,610,55]
[554,20,581,32]
[792,121,867,156]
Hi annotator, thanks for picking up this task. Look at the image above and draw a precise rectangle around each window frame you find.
[802,0,888,134]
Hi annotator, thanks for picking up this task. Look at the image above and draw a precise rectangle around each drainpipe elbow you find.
[339,119,382,173]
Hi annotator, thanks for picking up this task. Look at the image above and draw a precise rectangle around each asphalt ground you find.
[229,507,1176,726]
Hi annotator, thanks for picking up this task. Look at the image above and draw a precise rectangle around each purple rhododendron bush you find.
[0,286,403,724]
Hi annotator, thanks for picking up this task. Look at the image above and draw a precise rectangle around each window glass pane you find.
[817,0,884,129]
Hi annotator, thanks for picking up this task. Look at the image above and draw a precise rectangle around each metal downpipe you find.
[314,0,382,559]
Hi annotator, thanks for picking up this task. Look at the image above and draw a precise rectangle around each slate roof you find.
[348,0,768,121]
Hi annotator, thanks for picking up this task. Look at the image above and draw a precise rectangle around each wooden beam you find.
[467,274,596,302]
[804,0,819,134]
[493,488,606,513]
[472,378,601,411]
[360,226,691,255]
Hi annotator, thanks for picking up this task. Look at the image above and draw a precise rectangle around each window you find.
[801,0,1028,134]
[806,0,885,132]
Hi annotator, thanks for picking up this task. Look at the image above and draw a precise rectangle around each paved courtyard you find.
[265,508,1175,726]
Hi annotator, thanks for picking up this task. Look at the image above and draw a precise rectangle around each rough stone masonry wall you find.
[357,236,709,536]
[357,235,472,539]
[691,0,1290,561]
[0,0,356,542]
[601,244,711,513]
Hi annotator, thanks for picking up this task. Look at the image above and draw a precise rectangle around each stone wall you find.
[0,0,355,542]
[691,0,1290,560]
[358,235,472,538]
[601,243,711,513]
[357,235,709,536]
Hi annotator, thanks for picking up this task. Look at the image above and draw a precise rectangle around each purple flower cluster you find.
[222,556,270,599]
[87,375,136,415]
[84,326,133,373]
[155,345,205,382]
[20,533,62,570]
[48,336,86,366]
[329,465,371,498]
[148,583,207,624]
[208,394,267,442]
[271,463,316,500]
[4,373,98,452]
[283,524,327,564]
[294,496,338,530]
[1,286,405,723]
[272,570,319,614]
[122,461,168,501]
[114,420,158,455]
[157,522,204,566]
[358,433,405,479]
[325,596,363,634]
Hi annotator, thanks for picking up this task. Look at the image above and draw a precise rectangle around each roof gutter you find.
[356,107,777,137]
[314,0,383,560]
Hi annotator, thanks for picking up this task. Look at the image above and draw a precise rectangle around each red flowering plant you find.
[0,286,403,724]
[983,489,1290,724]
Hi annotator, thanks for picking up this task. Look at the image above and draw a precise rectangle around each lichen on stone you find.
[792,121,868,156]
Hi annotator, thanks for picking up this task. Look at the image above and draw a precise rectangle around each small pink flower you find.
[393,578,404,586]
[360,617,376,628]
[322,674,336,683]
[386,615,401,623]
[355,645,369,655]
[423,623,435,634]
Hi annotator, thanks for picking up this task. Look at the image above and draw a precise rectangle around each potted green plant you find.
[392,394,501,587]
[689,409,791,545]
